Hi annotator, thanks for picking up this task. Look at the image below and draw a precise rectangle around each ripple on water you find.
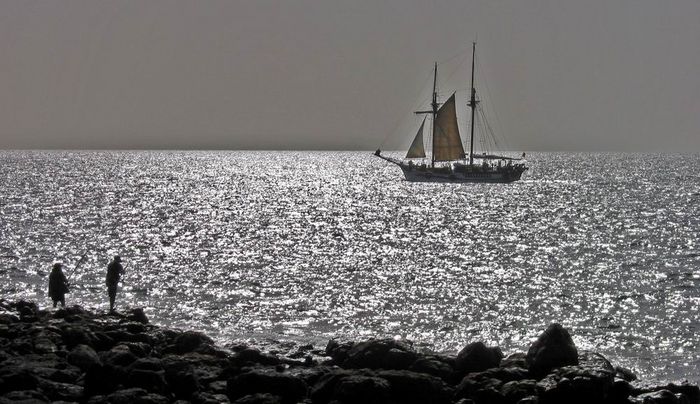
[0,151,699,381]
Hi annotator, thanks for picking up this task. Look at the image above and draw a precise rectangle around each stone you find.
[500,380,541,403]
[333,374,391,403]
[101,345,138,367]
[455,342,503,375]
[408,356,455,381]
[125,369,168,395]
[235,348,281,366]
[376,369,452,404]
[127,308,149,324]
[67,344,102,371]
[173,331,214,354]
[526,324,578,378]
[227,369,307,404]
[342,338,418,370]
[232,393,282,404]
[634,389,680,404]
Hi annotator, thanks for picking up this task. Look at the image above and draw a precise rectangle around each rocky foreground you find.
[0,300,697,404]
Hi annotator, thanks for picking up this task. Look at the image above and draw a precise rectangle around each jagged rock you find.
[232,393,281,404]
[0,367,39,393]
[454,375,504,402]
[325,339,355,365]
[84,364,126,395]
[501,352,527,369]
[0,314,19,325]
[101,345,138,367]
[105,387,149,404]
[168,331,213,354]
[635,389,680,404]
[163,359,201,399]
[127,308,149,324]
[408,355,455,381]
[333,374,392,403]
[376,369,452,404]
[227,369,307,404]
[615,366,638,382]
[0,389,50,403]
[36,378,83,402]
[455,342,503,375]
[130,357,164,372]
[537,365,614,404]
[67,344,102,371]
[235,348,281,366]
[632,382,700,404]
[125,369,168,395]
[342,338,418,370]
[608,379,632,402]
[61,326,94,349]
[500,379,541,403]
[526,324,578,378]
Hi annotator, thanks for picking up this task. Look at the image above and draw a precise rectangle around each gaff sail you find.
[432,93,465,161]
[405,118,426,159]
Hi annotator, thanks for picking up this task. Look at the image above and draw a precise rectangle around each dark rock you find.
[408,356,455,381]
[0,389,50,403]
[232,393,282,404]
[526,324,578,378]
[500,380,541,403]
[227,369,307,404]
[191,392,233,404]
[135,393,170,404]
[501,352,527,369]
[325,339,355,365]
[61,326,94,349]
[84,364,126,395]
[537,365,614,404]
[105,387,149,404]
[101,345,139,367]
[130,357,164,372]
[635,389,680,404]
[123,322,147,334]
[608,379,632,402]
[126,369,168,395]
[333,374,391,403]
[376,369,452,404]
[633,382,700,404]
[163,360,200,399]
[36,378,83,402]
[0,367,39,393]
[342,338,418,370]
[0,314,19,324]
[235,348,281,366]
[67,344,102,371]
[615,366,638,382]
[454,375,504,402]
[173,331,214,354]
[456,342,503,375]
[127,308,149,324]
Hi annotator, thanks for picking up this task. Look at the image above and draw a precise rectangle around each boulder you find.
[101,345,138,367]
[172,331,214,354]
[67,344,102,371]
[342,338,418,370]
[408,356,455,381]
[526,324,578,378]
[227,369,307,404]
[376,369,452,404]
[232,393,282,404]
[634,389,680,404]
[456,342,503,375]
[125,369,168,395]
[127,308,149,324]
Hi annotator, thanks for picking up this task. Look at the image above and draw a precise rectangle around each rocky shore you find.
[0,299,697,404]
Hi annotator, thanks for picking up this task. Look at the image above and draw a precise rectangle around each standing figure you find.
[48,263,69,308]
[106,255,125,312]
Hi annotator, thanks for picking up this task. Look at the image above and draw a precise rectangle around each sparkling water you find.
[1,150,699,381]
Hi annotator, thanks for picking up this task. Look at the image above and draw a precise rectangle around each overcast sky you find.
[1,0,698,151]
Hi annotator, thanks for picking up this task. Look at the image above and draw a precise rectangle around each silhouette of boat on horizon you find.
[375,43,528,183]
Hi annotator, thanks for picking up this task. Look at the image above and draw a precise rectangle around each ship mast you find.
[415,63,440,167]
[468,42,478,166]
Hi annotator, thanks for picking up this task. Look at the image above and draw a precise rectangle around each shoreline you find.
[0,299,698,404]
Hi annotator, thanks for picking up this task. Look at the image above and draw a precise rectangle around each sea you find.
[1,150,699,382]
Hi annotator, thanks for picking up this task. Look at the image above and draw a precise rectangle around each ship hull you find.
[400,166,525,183]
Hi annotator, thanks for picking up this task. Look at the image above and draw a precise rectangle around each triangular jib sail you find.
[432,93,465,161]
[406,117,426,159]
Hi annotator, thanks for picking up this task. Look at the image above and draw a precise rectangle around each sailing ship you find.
[375,43,528,183]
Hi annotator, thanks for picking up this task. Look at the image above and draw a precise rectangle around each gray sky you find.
[1,0,698,151]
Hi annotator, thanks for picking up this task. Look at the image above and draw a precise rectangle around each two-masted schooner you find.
[375,43,528,183]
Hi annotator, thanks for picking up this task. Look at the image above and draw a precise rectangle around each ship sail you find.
[432,93,465,161]
[405,118,426,159]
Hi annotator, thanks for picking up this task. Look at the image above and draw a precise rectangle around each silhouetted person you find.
[48,263,69,308]
[106,255,125,312]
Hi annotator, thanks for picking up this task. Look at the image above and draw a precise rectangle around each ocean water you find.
[1,150,699,381]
